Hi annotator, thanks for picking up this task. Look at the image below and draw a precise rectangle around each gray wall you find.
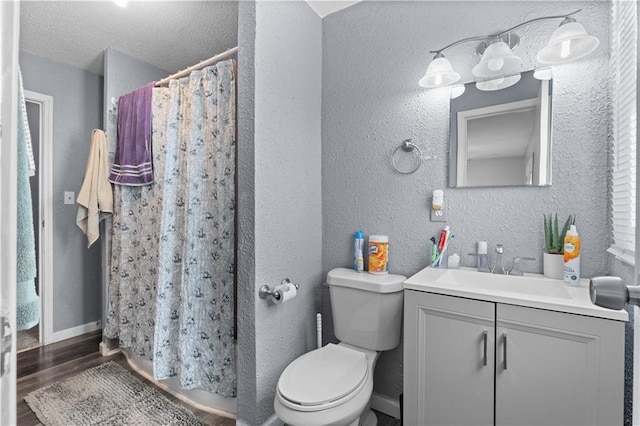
[322,1,610,400]
[20,51,104,332]
[237,1,322,424]
[103,48,167,155]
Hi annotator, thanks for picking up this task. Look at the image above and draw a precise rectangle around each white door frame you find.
[634,6,640,425]
[24,90,54,345]
[0,0,20,424]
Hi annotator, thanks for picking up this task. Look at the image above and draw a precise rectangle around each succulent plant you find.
[544,214,575,254]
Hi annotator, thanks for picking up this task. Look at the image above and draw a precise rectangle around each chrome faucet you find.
[492,244,506,274]
[508,256,536,276]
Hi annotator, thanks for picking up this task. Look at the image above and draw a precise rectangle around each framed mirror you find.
[449,70,553,188]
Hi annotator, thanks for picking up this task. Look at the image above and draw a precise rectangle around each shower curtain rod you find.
[155,46,238,87]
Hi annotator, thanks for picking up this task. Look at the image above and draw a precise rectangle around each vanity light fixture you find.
[419,9,598,91]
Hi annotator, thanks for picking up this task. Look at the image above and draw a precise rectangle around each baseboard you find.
[238,394,398,425]
[261,413,283,426]
[99,341,121,357]
[236,414,282,426]
[51,320,101,343]
[371,392,401,419]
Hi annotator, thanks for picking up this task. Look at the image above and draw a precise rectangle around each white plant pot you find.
[543,253,564,280]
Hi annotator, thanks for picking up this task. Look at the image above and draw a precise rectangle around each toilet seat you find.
[277,344,368,412]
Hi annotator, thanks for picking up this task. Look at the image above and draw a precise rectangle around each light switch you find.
[64,191,75,205]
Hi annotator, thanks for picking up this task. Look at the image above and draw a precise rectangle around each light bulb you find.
[488,57,504,72]
[114,0,128,7]
[560,39,571,58]
[434,73,442,86]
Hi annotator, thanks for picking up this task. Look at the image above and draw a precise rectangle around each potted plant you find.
[543,213,575,279]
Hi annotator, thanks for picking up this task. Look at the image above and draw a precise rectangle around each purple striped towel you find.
[108,82,154,186]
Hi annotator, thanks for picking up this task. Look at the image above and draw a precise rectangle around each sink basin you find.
[403,266,628,321]
[435,268,572,299]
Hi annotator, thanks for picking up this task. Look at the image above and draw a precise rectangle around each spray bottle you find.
[563,225,580,286]
[354,231,364,272]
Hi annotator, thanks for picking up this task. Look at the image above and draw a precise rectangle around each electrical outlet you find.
[430,197,447,222]
[431,207,447,222]
[64,191,75,205]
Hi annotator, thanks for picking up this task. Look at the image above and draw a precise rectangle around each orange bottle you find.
[563,225,580,286]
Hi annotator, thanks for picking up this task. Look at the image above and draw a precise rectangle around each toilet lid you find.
[278,344,368,406]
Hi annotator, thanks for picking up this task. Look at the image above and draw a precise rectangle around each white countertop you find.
[404,266,628,322]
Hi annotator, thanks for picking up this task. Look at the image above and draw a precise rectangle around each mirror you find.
[449,70,553,188]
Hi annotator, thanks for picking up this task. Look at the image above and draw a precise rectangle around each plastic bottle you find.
[563,225,580,286]
[354,231,364,272]
[368,235,389,275]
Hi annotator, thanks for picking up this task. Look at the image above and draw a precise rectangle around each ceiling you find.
[20,1,240,76]
[306,0,361,17]
[19,0,360,77]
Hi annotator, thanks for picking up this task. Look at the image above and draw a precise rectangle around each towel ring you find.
[392,139,423,174]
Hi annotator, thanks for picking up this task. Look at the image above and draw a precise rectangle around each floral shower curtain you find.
[105,60,236,397]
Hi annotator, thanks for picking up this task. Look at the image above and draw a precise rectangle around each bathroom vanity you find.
[403,267,627,426]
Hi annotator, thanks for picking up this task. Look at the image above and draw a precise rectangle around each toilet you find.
[274,267,406,426]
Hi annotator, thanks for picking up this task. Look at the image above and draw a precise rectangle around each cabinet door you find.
[495,303,625,426]
[404,291,495,426]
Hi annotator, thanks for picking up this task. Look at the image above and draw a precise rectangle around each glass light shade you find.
[536,21,599,65]
[475,74,521,91]
[419,56,461,88]
[472,41,523,79]
[533,67,553,80]
[450,84,465,99]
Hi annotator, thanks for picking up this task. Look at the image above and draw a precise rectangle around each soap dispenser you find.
[477,241,490,273]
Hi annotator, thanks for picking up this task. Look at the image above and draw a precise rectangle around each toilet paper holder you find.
[259,278,300,302]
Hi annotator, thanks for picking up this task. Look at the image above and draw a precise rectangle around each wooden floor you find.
[17,331,236,426]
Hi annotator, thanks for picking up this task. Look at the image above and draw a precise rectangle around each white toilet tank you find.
[327,268,406,351]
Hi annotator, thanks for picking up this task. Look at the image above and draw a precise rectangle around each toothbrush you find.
[430,236,437,264]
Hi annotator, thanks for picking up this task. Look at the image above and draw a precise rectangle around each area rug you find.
[24,361,207,426]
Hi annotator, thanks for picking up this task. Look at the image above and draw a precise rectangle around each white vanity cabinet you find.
[404,290,625,426]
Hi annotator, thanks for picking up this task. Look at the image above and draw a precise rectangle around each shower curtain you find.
[105,60,236,397]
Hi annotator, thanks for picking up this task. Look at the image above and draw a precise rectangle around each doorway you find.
[17,91,53,351]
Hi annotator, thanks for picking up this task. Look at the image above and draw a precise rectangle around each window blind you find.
[609,0,637,264]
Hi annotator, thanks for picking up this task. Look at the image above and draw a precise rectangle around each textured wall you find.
[322,1,610,400]
[237,1,323,424]
[237,1,258,423]
[20,51,104,332]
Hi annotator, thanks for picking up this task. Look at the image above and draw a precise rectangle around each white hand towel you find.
[76,129,114,247]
